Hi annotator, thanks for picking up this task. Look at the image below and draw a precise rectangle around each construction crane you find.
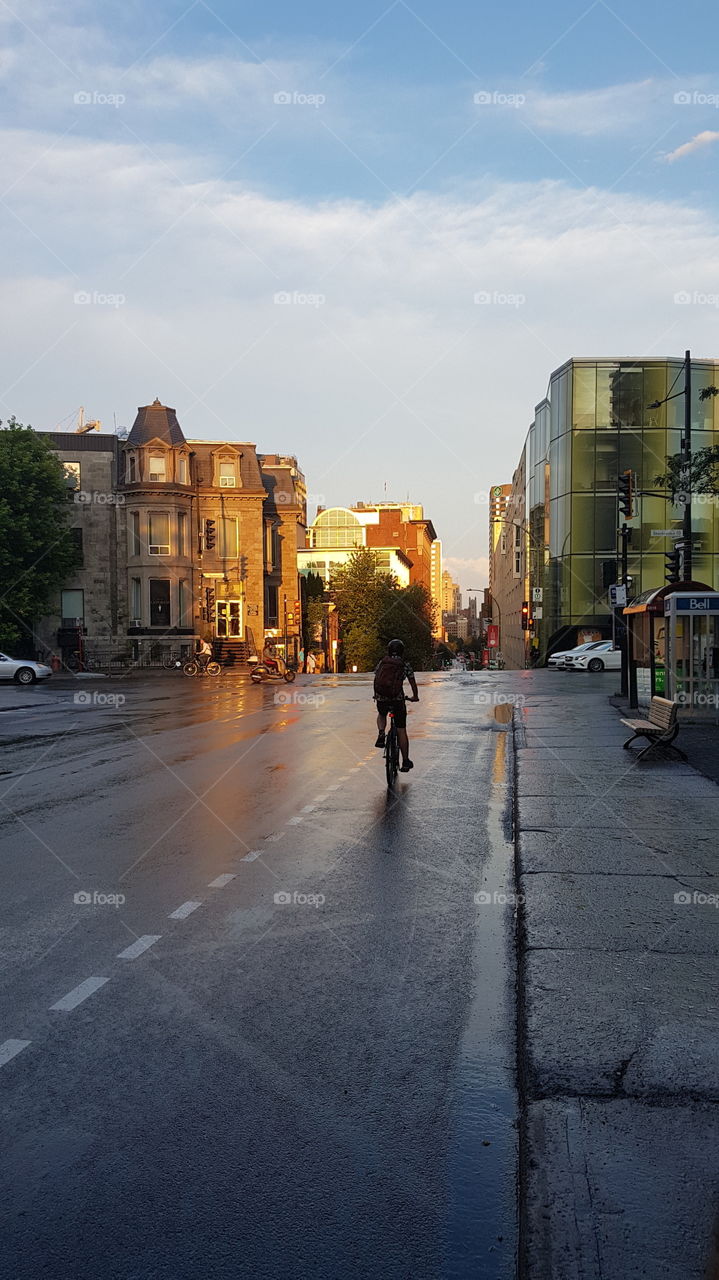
[75,406,101,434]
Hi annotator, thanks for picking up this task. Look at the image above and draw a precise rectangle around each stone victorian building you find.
[37,401,306,665]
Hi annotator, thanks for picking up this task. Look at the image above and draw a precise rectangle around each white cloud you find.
[664,130,719,163]
[525,79,665,136]
[2,128,719,591]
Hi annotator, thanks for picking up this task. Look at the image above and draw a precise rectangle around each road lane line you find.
[50,977,109,1011]
[301,804,316,812]
[169,901,202,920]
[117,935,161,960]
[286,816,303,825]
[314,794,329,802]
[241,849,262,861]
[0,1039,31,1067]
[208,873,236,888]
[264,833,283,842]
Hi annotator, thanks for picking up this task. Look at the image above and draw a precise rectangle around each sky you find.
[2,0,719,592]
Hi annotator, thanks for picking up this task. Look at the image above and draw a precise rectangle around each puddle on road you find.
[443,727,518,1279]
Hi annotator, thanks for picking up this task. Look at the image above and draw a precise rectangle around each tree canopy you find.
[330,547,435,670]
[0,420,80,651]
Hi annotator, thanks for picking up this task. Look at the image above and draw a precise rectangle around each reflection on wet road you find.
[0,669,518,1279]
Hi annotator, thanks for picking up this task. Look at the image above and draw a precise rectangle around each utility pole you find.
[682,348,692,582]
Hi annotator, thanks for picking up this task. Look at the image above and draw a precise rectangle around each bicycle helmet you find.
[387,639,404,656]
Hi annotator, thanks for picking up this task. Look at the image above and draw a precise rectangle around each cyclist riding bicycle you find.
[197,637,213,671]
[373,639,419,772]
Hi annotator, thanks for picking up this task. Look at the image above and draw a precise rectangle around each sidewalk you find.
[513,680,719,1280]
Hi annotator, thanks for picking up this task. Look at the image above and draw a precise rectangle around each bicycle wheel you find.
[182,660,199,676]
[385,721,398,788]
[206,661,222,676]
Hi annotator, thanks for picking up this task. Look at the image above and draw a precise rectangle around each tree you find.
[0,420,80,651]
[329,548,435,671]
[655,385,719,499]
[301,571,325,656]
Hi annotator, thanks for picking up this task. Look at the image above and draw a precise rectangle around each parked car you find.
[548,641,609,670]
[565,642,620,672]
[0,652,52,685]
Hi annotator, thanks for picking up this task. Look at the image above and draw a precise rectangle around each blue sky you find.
[2,0,719,587]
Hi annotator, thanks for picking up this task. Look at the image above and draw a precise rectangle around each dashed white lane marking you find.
[314,794,329,803]
[117,935,161,961]
[301,804,316,812]
[338,776,350,782]
[208,873,236,888]
[242,849,263,862]
[169,900,202,920]
[326,785,340,792]
[286,816,303,826]
[265,833,283,843]
[0,1038,31,1067]
[50,976,109,1011]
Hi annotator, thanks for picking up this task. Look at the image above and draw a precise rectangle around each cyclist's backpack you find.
[374,655,405,700]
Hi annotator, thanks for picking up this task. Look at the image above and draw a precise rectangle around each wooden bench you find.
[621,696,687,762]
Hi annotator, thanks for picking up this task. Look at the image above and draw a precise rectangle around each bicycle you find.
[384,707,401,788]
[182,659,222,677]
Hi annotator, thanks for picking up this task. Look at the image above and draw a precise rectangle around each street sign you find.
[651,529,682,538]
[487,624,499,649]
[532,587,543,602]
[533,606,543,619]
[609,584,627,607]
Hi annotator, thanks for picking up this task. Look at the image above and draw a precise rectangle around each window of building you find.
[514,551,521,577]
[71,527,83,565]
[500,532,507,554]
[178,511,187,557]
[148,454,167,482]
[125,453,137,483]
[131,578,142,623]
[61,589,84,624]
[148,512,170,554]
[219,460,236,488]
[130,512,141,557]
[149,579,171,627]
[265,584,279,626]
[265,522,280,569]
[178,455,188,484]
[219,517,238,558]
[178,579,189,626]
[311,507,363,549]
[63,461,81,491]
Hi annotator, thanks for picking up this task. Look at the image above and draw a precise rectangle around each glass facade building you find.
[526,358,719,657]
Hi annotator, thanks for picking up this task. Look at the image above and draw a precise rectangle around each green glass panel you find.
[569,556,598,620]
[595,434,619,491]
[571,430,595,490]
[594,495,617,554]
[573,365,596,428]
[571,495,595,554]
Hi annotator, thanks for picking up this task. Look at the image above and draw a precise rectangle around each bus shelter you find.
[664,591,719,720]
[623,581,715,711]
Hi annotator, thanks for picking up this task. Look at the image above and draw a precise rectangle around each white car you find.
[548,641,609,669]
[566,642,620,672]
[0,652,52,685]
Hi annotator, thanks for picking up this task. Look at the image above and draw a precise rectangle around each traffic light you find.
[664,548,681,584]
[521,601,530,630]
[205,519,216,550]
[205,586,216,620]
[618,470,634,519]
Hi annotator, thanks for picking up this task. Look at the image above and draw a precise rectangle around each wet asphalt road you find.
[0,669,518,1280]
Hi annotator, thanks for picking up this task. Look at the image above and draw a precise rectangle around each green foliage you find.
[301,570,325,654]
[330,548,435,670]
[0,420,80,650]
[655,446,719,499]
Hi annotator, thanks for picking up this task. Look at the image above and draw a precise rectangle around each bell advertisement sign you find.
[487,624,499,649]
